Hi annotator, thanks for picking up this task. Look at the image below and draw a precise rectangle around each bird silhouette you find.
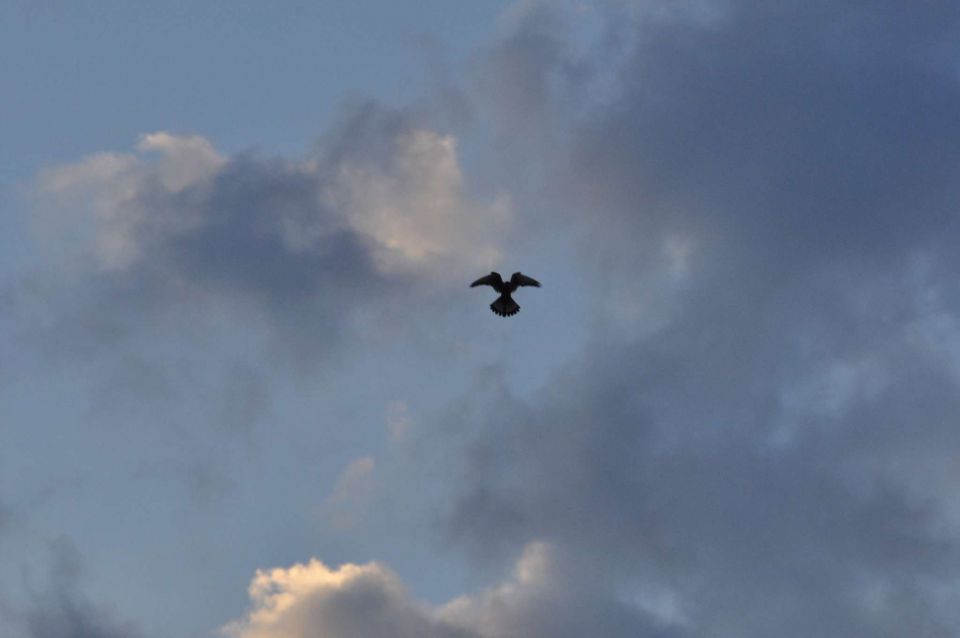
[470,271,541,317]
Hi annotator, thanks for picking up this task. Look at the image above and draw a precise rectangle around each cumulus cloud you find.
[26,103,508,361]
[326,128,508,275]
[222,557,475,638]
[224,542,674,638]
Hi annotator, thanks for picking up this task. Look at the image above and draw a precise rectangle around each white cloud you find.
[223,542,663,638]
[36,126,506,280]
[136,132,226,192]
[326,129,509,277]
[221,557,475,638]
[23,105,513,362]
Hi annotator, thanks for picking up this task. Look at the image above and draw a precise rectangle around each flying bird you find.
[470,271,541,317]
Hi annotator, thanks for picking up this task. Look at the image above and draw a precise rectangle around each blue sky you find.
[4,1,960,637]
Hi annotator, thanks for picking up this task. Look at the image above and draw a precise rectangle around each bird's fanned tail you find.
[491,294,520,317]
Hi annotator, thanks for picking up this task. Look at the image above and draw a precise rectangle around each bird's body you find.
[470,271,541,317]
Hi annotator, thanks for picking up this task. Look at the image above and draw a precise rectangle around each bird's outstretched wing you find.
[510,272,541,287]
[470,272,505,292]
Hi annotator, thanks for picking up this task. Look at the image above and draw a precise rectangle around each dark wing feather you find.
[510,272,541,287]
[470,272,504,292]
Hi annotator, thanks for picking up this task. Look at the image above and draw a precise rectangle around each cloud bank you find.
[411,1,960,635]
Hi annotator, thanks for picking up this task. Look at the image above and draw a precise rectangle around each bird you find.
[470,271,541,317]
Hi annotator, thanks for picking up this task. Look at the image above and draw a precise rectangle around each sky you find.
[3,0,960,636]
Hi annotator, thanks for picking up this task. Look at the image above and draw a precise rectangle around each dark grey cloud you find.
[476,1,960,269]
[432,338,960,636]
[389,1,960,636]
[566,1,960,266]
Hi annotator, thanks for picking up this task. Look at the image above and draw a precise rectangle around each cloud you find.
[384,1,960,635]
[222,556,475,638]
[326,128,508,275]
[432,345,960,636]
[25,103,509,363]
[223,542,675,638]
[478,0,960,271]
[438,542,680,638]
